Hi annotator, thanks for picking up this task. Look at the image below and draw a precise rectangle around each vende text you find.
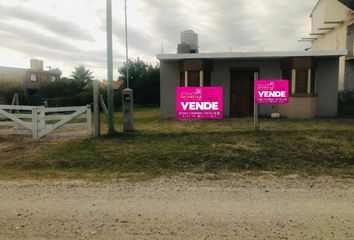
[181,102,219,111]
[258,91,286,97]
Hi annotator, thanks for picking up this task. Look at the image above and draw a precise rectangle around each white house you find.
[305,0,354,90]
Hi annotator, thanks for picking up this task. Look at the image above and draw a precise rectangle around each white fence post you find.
[86,105,93,137]
[32,107,39,139]
[39,106,45,134]
[93,80,100,137]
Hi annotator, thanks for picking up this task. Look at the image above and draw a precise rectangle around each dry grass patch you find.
[0,107,353,180]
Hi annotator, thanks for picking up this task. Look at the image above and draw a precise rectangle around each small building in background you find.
[113,80,124,91]
[0,59,61,90]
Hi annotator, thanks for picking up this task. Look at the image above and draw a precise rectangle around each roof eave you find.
[157,50,348,61]
[310,0,322,17]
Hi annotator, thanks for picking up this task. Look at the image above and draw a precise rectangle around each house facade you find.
[306,0,354,90]
[158,50,346,119]
[0,59,61,90]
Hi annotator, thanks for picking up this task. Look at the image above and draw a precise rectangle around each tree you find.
[49,68,62,76]
[118,58,160,105]
[38,77,81,98]
[71,65,94,89]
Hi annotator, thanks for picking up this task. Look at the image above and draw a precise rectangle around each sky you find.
[0,0,317,80]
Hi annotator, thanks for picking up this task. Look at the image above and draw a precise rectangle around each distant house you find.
[113,80,124,91]
[0,66,26,87]
[0,59,61,90]
[305,0,354,90]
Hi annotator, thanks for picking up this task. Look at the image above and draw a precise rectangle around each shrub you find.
[119,58,160,106]
[338,91,354,117]
[37,80,121,109]
[0,81,26,104]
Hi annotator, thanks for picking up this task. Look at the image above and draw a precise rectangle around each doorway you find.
[230,70,257,117]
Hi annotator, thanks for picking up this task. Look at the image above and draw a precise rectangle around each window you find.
[295,70,308,93]
[180,71,200,86]
[188,71,200,86]
[180,70,212,87]
[281,57,315,95]
[50,76,56,82]
[203,71,212,86]
[30,74,37,82]
[180,72,185,86]
[281,69,292,92]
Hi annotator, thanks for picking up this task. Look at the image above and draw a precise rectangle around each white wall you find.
[312,26,348,90]
[311,0,349,35]
[311,0,353,91]
[312,0,327,34]
[312,26,347,50]
[325,0,349,22]
[160,61,180,119]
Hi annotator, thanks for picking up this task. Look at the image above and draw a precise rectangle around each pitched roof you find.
[310,0,322,17]
[113,80,124,90]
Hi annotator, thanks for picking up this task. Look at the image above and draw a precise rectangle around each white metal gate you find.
[0,105,92,139]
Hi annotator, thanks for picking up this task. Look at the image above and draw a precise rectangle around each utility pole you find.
[122,0,134,132]
[106,0,116,135]
[124,0,129,88]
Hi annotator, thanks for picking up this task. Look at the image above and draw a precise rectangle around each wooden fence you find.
[0,105,92,139]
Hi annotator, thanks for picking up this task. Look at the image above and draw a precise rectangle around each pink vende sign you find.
[255,80,289,104]
[176,87,223,119]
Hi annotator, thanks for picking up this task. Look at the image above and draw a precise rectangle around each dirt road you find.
[0,174,353,239]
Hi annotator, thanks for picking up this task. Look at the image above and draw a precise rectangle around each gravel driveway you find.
[0,174,353,239]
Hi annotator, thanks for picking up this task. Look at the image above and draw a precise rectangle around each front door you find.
[230,70,255,117]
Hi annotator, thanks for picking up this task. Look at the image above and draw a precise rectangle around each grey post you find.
[15,93,19,113]
[99,95,109,114]
[124,0,130,88]
[10,93,19,113]
[15,93,19,106]
[254,72,259,131]
[86,105,93,137]
[106,0,116,135]
[93,80,100,137]
[122,88,134,132]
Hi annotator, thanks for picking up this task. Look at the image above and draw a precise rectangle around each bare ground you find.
[0,174,354,240]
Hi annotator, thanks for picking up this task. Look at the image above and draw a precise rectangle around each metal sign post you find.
[124,0,129,88]
[254,79,289,131]
[254,72,259,131]
[122,0,134,132]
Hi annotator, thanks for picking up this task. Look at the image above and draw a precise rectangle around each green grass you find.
[1,107,354,180]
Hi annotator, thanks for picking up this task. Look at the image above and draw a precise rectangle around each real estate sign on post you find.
[255,80,289,104]
[176,87,223,119]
